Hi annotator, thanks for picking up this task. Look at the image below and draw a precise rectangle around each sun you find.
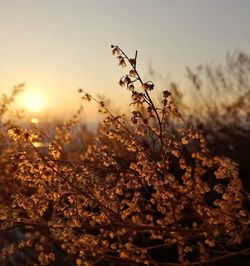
[20,91,46,113]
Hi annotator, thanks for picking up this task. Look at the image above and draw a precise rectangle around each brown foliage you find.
[0,47,250,265]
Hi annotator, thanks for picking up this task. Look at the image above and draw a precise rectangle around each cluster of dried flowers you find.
[0,46,250,265]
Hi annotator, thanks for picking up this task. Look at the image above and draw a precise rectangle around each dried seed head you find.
[129,69,137,77]
[142,82,154,91]
[163,90,171,98]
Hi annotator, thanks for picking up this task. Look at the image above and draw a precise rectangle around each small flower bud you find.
[129,69,137,77]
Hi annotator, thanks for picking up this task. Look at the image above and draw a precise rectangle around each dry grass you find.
[0,46,250,265]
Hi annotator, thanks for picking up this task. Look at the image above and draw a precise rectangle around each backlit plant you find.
[0,47,249,265]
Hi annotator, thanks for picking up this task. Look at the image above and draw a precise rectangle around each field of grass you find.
[0,46,250,265]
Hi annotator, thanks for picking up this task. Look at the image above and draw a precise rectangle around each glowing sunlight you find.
[19,91,47,113]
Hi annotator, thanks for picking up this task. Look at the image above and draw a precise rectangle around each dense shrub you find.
[0,47,250,265]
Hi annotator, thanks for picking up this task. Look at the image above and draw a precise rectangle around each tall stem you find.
[116,46,164,155]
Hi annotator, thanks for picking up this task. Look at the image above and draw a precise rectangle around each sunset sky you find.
[0,0,250,122]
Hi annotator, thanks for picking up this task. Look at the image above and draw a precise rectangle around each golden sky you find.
[0,0,250,122]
